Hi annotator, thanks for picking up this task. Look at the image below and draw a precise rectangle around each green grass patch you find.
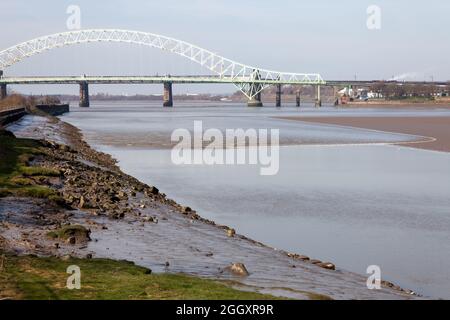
[47,225,90,241]
[9,176,35,186]
[19,166,60,177]
[0,131,60,199]
[0,253,282,300]
[15,186,57,198]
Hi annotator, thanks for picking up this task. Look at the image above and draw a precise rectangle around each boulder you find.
[222,263,249,277]
[288,253,310,261]
[66,236,76,245]
[181,206,192,214]
[227,228,236,237]
[145,186,159,196]
[318,262,336,270]
[78,196,85,209]
[48,225,91,244]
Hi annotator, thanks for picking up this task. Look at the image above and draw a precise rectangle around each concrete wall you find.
[34,104,70,116]
[0,107,26,127]
[0,104,70,127]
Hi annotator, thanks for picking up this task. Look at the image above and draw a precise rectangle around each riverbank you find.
[277,116,450,152]
[0,117,277,300]
[340,98,450,108]
[0,112,419,299]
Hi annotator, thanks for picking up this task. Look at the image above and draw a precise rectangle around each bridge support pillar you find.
[163,82,173,107]
[296,90,301,107]
[275,84,282,107]
[247,92,263,107]
[315,85,322,107]
[79,82,90,107]
[333,86,339,106]
[0,83,7,100]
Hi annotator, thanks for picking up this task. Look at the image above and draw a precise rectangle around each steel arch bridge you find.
[0,29,325,99]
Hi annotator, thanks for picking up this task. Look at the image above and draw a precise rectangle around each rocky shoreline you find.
[0,112,420,300]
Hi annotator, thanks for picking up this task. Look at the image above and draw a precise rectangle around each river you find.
[61,101,450,299]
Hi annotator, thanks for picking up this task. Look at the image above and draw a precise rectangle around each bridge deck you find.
[0,76,447,87]
[0,76,325,85]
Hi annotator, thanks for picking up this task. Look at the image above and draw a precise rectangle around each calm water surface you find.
[62,102,450,298]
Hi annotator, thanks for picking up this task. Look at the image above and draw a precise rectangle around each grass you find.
[19,166,60,177]
[47,225,90,241]
[0,131,59,199]
[0,253,282,300]
[0,94,28,111]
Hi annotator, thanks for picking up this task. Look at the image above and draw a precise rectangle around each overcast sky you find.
[0,0,448,95]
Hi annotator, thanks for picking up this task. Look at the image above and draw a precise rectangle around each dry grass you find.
[0,94,28,111]
[0,94,61,112]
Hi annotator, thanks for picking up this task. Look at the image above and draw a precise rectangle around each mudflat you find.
[278,116,450,152]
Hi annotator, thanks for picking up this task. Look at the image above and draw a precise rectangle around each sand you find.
[278,116,450,152]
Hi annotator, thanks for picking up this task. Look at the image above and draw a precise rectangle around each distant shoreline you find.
[342,98,450,107]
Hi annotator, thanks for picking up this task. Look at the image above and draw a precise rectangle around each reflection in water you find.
[62,102,450,298]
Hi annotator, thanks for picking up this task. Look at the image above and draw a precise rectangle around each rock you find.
[298,255,309,261]
[227,228,236,237]
[223,263,249,277]
[59,144,70,152]
[78,196,85,208]
[144,268,152,274]
[181,206,192,214]
[54,243,60,249]
[61,255,72,261]
[310,259,322,265]
[51,225,91,243]
[143,216,158,223]
[112,211,125,219]
[110,195,120,202]
[288,253,310,261]
[145,186,159,196]
[86,253,93,259]
[318,262,336,270]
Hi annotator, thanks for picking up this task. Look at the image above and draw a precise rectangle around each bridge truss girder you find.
[0,29,325,99]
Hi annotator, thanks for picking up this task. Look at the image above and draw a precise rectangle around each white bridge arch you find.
[0,29,325,98]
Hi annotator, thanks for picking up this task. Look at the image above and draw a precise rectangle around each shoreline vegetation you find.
[341,96,450,107]
[0,100,419,300]
[0,253,281,300]
[4,88,450,106]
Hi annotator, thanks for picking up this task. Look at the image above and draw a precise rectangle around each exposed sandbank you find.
[277,116,450,152]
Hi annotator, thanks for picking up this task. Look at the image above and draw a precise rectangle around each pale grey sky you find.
[0,0,448,95]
